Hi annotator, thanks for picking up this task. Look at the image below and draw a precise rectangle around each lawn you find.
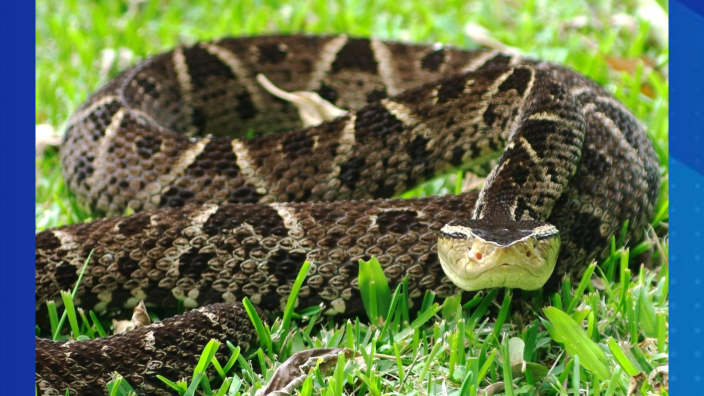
[36,0,669,395]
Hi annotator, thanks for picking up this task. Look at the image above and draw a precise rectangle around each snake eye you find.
[475,252,482,259]
[526,251,531,257]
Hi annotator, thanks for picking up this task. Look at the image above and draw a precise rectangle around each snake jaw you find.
[438,221,560,291]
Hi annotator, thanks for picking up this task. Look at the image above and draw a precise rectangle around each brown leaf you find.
[605,57,642,74]
[131,300,151,329]
[648,365,669,392]
[257,348,355,396]
[627,372,647,396]
[112,301,151,334]
[481,382,505,396]
[111,319,133,335]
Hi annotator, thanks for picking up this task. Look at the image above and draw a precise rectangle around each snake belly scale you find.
[35,35,660,395]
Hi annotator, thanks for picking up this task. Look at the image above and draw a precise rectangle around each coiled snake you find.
[35,35,660,395]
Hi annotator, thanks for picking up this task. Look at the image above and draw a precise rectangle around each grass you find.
[36,0,668,395]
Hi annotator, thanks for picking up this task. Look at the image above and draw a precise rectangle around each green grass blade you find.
[52,250,93,340]
[280,260,311,339]
[567,262,597,314]
[358,257,392,323]
[543,307,611,379]
[501,337,514,396]
[242,297,272,357]
[607,338,639,376]
[60,291,80,339]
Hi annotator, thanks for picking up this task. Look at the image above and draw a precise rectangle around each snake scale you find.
[35,35,660,395]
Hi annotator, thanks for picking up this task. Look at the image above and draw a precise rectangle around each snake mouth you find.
[437,220,560,291]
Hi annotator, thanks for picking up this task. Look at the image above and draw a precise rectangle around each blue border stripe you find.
[672,0,704,392]
[0,1,36,392]
[671,0,704,174]
[670,159,704,390]
[675,0,704,19]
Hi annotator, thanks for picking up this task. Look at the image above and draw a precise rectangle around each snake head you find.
[437,219,560,291]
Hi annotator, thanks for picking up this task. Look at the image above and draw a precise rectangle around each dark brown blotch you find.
[256,44,288,64]
[53,262,79,290]
[569,212,606,252]
[116,256,140,277]
[354,102,405,141]
[316,82,338,104]
[498,67,532,96]
[178,249,216,279]
[475,54,512,71]
[227,185,264,204]
[182,45,236,89]
[366,88,387,103]
[235,91,258,120]
[436,77,466,104]
[420,49,446,72]
[339,156,366,190]
[36,231,62,250]
[376,210,419,234]
[266,249,307,279]
[202,204,244,236]
[281,129,314,157]
[185,138,240,178]
[190,107,208,136]
[407,135,430,166]
[483,103,499,127]
[135,135,163,159]
[134,76,159,98]
[331,38,378,74]
[118,213,152,237]
[160,185,195,208]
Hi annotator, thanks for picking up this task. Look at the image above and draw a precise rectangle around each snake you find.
[35,34,660,395]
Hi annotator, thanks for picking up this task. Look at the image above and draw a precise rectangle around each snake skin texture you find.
[36,35,660,395]
[36,303,265,395]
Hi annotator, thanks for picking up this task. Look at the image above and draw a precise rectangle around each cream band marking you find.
[231,138,271,195]
[518,136,541,162]
[371,38,400,96]
[381,100,418,126]
[526,112,581,130]
[172,48,198,136]
[173,48,194,105]
[570,86,592,96]
[306,35,349,91]
[331,114,357,165]
[87,109,125,193]
[169,136,211,179]
[189,203,219,228]
[68,95,122,126]
[269,203,300,229]
[461,50,499,72]
[201,43,268,111]
[231,139,257,178]
[440,224,473,237]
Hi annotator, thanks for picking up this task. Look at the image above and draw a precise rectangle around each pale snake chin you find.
[438,219,560,291]
[35,35,660,395]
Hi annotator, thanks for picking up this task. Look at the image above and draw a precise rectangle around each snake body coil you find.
[35,35,660,395]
